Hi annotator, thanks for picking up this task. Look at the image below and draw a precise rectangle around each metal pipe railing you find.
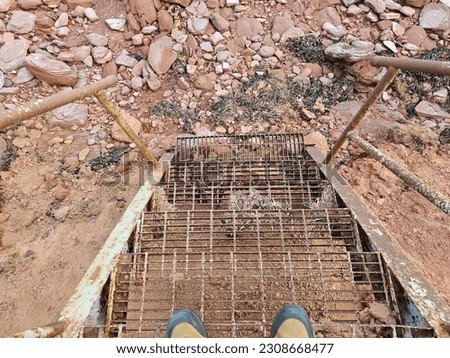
[370,56,450,76]
[347,130,450,216]
[0,76,117,130]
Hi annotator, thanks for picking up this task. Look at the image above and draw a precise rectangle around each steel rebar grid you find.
[107,251,393,338]
[0,75,117,130]
[323,67,399,164]
[347,131,450,216]
[370,56,450,76]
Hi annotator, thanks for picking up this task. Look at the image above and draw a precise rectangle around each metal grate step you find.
[107,252,395,337]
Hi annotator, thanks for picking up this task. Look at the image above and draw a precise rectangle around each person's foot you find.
[271,304,314,338]
[166,309,208,338]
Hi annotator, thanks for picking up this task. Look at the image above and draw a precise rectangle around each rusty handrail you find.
[0,76,118,130]
[347,130,450,216]
[323,67,399,164]
[370,56,450,76]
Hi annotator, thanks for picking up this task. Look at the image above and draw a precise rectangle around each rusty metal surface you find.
[370,56,450,76]
[0,76,117,130]
[58,182,154,337]
[13,320,69,338]
[323,67,399,164]
[308,146,450,338]
[347,131,450,216]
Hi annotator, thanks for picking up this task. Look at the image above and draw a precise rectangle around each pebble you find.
[86,33,108,47]
[24,53,78,86]
[84,7,99,22]
[54,206,70,220]
[55,12,69,27]
[259,46,275,58]
[116,53,138,68]
[105,18,126,31]
[7,11,36,34]
[92,47,113,64]
[0,39,30,72]
[210,13,230,32]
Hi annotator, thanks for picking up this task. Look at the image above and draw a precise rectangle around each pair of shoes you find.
[166,304,314,338]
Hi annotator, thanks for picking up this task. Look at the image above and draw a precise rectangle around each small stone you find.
[280,27,305,43]
[111,112,142,142]
[259,46,275,58]
[55,12,69,27]
[24,53,78,86]
[0,39,30,72]
[0,0,15,12]
[415,101,450,120]
[379,12,400,20]
[57,27,70,37]
[86,33,108,47]
[18,0,42,10]
[405,0,428,7]
[404,26,427,46]
[177,76,190,90]
[92,47,113,64]
[392,22,405,37]
[132,33,144,45]
[14,67,34,84]
[226,0,239,5]
[385,0,401,11]
[102,60,118,77]
[78,147,90,161]
[147,76,161,91]
[194,73,217,91]
[383,40,397,53]
[142,25,158,34]
[131,76,144,90]
[0,71,4,89]
[364,0,385,14]
[200,41,214,52]
[7,11,36,34]
[12,137,28,149]
[54,185,70,200]
[210,32,224,45]
[210,13,230,32]
[325,41,374,62]
[433,88,448,104]
[116,53,138,68]
[400,6,416,17]
[105,18,126,31]
[48,103,88,128]
[157,10,173,32]
[347,4,363,15]
[187,17,209,35]
[186,64,197,75]
[84,7,99,22]
[54,206,70,220]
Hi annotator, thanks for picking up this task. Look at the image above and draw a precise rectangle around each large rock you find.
[404,25,427,46]
[162,0,191,7]
[147,43,177,74]
[419,3,450,32]
[18,0,43,9]
[7,11,37,34]
[272,14,294,36]
[187,17,209,35]
[111,112,142,142]
[24,53,78,86]
[0,39,30,72]
[236,16,263,37]
[63,0,96,9]
[135,0,157,27]
[48,103,88,128]
[0,0,14,12]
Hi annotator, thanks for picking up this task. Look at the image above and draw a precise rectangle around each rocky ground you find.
[0,0,449,336]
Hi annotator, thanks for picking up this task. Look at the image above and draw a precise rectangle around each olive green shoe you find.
[271,304,314,338]
[166,309,208,338]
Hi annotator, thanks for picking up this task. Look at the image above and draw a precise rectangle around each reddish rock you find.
[102,60,118,77]
[24,53,77,86]
[194,72,217,91]
[236,16,263,37]
[404,26,427,46]
[272,14,294,36]
[18,0,43,9]
[405,0,430,8]
[316,6,341,26]
[63,0,96,9]
[157,9,174,32]
[135,0,157,27]
[147,42,177,74]
[111,112,142,142]
[210,12,230,32]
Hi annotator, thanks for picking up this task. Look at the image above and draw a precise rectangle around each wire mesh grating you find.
[107,251,399,338]
[175,133,304,162]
